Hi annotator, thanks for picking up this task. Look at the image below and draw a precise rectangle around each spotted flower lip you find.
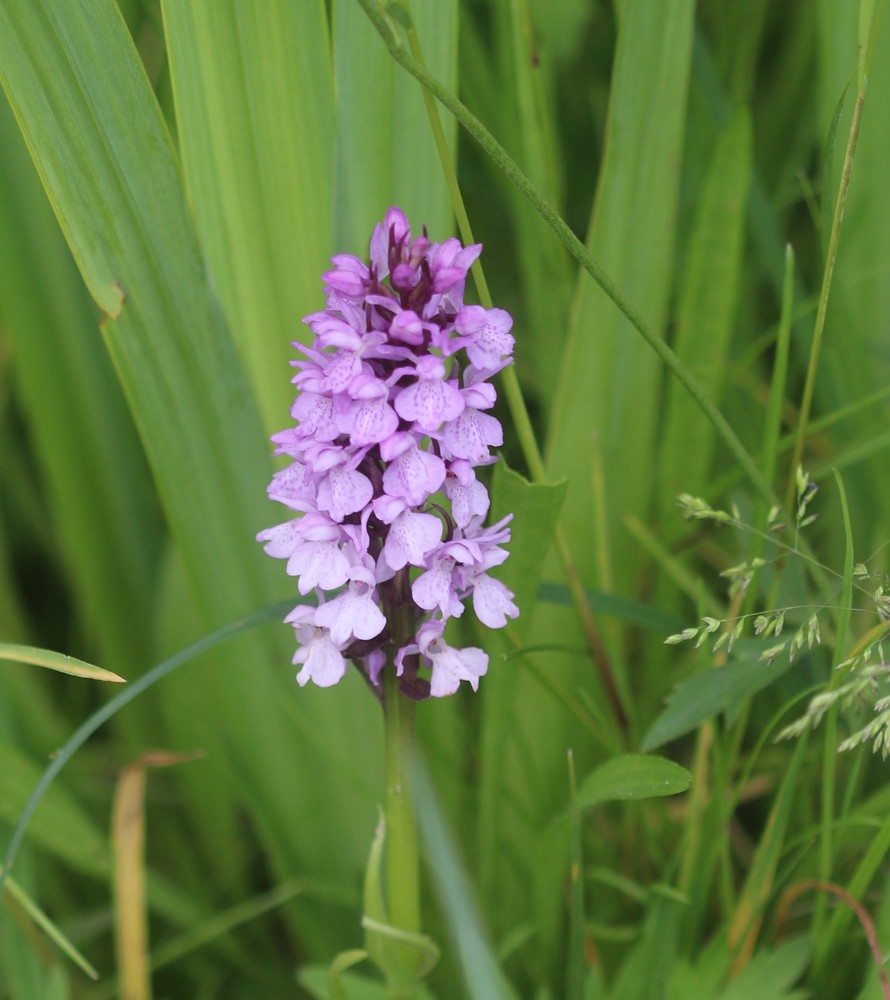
[258,206,518,698]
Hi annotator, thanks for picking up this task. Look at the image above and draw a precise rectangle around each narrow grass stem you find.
[786,91,864,511]
[357,0,771,505]
[395,2,629,732]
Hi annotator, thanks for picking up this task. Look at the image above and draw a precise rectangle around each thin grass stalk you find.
[812,471,855,956]
[785,92,865,512]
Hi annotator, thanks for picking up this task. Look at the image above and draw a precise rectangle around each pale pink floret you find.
[394,355,464,433]
[442,408,503,464]
[469,573,519,629]
[445,461,490,528]
[286,606,349,689]
[314,569,386,645]
[412,555,465,620]
[382,445,446,507]
[409,621,488,697]
[316,467,373,522]
[380,508,443,572]
[453,305,515,373]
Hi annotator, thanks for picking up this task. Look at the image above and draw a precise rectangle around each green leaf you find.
[575,754,691,811]
[0,0,274,621]
[611,893,684,1000]
[641,654,794,753]
[328,950,370,1000]
[545,0,695,589]
[537,583,684,633]
[0,644,125,683]
[717,937,809,1000]
[0,0,384,927]
[297,965,438,1000]
[727,736,809,962]
[491,461,566,636]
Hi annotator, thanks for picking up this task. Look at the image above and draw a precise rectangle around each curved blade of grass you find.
[2,872,98,980]
[0,599,293,898]
[0,644,124,683]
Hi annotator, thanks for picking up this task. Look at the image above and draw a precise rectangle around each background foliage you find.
[1,1,889,997]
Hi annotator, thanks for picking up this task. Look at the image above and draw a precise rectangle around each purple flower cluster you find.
[258,207,518,699]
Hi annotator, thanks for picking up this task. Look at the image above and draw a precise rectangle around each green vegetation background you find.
[1,1,889,998]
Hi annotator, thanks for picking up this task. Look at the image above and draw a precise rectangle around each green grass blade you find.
[727,734,809,969]
[0,0,276,624]
[0,643,124,682]
[3,873,98,980]
[0,96,161,670]
[334,0,457,250]
[659,105,752,504]
[546,0,695,585]
[412,756,521,1000]
[0,600,292,896]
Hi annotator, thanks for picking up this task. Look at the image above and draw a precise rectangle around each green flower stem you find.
[395,2,630,734]
[383,664,421,993]
[357,0,771,507]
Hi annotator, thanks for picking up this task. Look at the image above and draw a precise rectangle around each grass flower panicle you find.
[258,207,518,699]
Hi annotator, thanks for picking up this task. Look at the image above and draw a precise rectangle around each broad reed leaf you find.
[160,0,334,433]
[660,106,752,504]
[0,643,124,683]
[545,0,695,586]
[0,0,277,622]
[575,754,691,811]
[333,0,457,250]
[0,97,161,669]
[459,0,572,403]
